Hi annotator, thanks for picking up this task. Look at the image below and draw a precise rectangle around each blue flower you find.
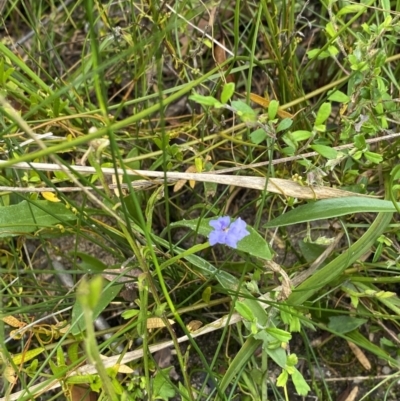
[208,216,250,248]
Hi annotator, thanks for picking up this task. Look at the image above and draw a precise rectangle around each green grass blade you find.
[265,197,396,227]
[288,210,393,305]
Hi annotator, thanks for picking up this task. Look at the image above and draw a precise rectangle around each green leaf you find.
[71,283,124,335]
[231,100,257,123]
[266,347,287,369]
[292,368,311,396]
[354,134,366,149]
[188,93,222,108]
[327,45,339,57]
[276,370,289,387]
[307,48,330,60]
[220,82,235,104]
[310,144,338,159]
[314,102,331,126]
[121,309,140,319]
[152,368,176,400]
[288,211,393,306]
[337,4,365,16]
[178,382,191,400]
[170,217,273,260]
[73,252,108,272]
[0,200,76,237]
[235,300,255,322]
[364,151,383,164]
[268,100,279,120]
[313,124,326,133]
[328,90,350,103]
[328,316,368,334]
[264,197,397,228]
[250,128,267,144]
[276,118,293,133]
[290,130,312,142]
[325,22,336,38]
[265,327,292,342]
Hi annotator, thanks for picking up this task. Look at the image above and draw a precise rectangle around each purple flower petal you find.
[208,216,250,248]
[209,216,230,230]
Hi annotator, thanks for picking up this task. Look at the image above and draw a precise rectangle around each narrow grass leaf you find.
[264,197,396,228]
[288,211,393,305]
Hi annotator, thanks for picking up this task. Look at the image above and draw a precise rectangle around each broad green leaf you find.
[276,370,289,387]
[327,45,339,57]
[71,283,124,335]
[170,217,273,260]
[314,102,331,126]
[328,90,350,103]
[365,151,383,164]
[325,22,336,38]
[264,197,397,228]
[268,100,279,120]
[266,347,287,369]
[290,130,312,141]
[235,300,255,322]
[292,368,311,396]
[307,48,330,60]
[309,144,338,159]
[11,347,45,365]
[73,252,108,272]
[0,200,76,237]
[220,82,235,104]
[152,368,176,400]
[328,316,367,334]
[178,382,191,401]
[231,100,257,123]
[250,128,267,144]
[354,134,366,149]
[337,4,365,16]
[266,327,292,342]
[313,124,327,133]
[276,118,293,133]
[202,286,212,304]
[121,309,140,319]
[188,93,222,108]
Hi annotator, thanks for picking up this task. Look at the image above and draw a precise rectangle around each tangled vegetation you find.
[1,0,400,400]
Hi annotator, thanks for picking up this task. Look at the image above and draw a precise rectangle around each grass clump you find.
[1,1,400,400]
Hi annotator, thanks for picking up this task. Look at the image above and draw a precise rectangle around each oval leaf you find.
[310,144,338,159]
[315,102,331,126]
[220,82,235,104]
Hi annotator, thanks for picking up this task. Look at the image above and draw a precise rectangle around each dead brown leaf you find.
[347,341,371,371]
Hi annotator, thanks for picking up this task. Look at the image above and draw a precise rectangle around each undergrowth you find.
[1,0,400,400]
